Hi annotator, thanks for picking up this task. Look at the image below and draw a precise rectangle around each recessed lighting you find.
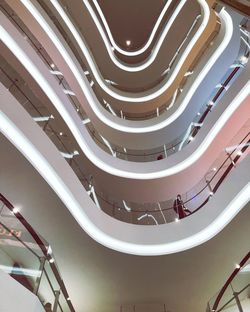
[126,40,131,46]
[213,167,217,171]
[197,112,201,116]
[50,63,55,69]
[73,150,79,155]
[59,132,63,136]
[67,297,70,301]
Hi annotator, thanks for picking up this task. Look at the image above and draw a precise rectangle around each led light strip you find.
[14,3,232,133]
[82,0,198,71]
[46,0,209,98]
[0,17,246,180]
[0,109,249,255]
[90,0,173,57]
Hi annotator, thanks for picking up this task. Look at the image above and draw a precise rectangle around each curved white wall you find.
[0,85,249,255]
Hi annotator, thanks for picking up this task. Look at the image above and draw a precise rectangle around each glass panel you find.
[37,266,57,311]
[0,203,47,258]
[0,219,41,293]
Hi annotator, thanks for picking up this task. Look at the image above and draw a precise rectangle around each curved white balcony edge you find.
[19,0,210,101]
[0,90,249,255]
[5,5,234,137]
[0,17,248,185]
[81,0,199,70]
[88,0,173,57]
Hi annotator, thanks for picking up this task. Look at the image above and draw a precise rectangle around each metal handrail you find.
[208,251,250,312]
[0,194,75,312]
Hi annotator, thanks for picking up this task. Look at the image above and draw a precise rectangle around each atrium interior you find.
[0,0,249,311]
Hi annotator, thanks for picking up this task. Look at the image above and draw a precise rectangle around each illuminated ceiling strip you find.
[90,0,173,57]
[89,186,100,209]
[82,118,91,125]
[122,200,131,212]
[0,111,249,255]
[63,89,75,96]
[0,17,244,180]
[137,213,159,225]
[100,135,116,157]
[33,115,53,122]
[50,70,63,75]
[166,88,178,110]
[16,2,231,133]
[81,0,190,71]
[158,202,167,223]
[49,0,209,99]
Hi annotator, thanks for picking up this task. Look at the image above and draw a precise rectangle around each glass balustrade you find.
[0,195,75,312]
[207,253,250,312]
[0,1,248,163]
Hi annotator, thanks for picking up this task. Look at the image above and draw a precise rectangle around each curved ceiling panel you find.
[5,0,239,138]
[0,86,249,255]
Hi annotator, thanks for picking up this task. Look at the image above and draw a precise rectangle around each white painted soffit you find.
[10,3,234,135]
[0,97,249,256]
[0,12,248,180]
[21,0,210,101]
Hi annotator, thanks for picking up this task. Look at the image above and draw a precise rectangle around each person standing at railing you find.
[173,194,191,219]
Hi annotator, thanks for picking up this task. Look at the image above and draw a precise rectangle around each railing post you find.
[233,291,243,312]
[34,256,46,295]
[226,152,236,167]
[52,290,60,312]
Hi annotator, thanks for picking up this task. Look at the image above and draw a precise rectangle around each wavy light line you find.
[90,0,173,57]
[0,109,249,255]
[50,0,209,99]
[15,1,232,133]
[0,13,245,180]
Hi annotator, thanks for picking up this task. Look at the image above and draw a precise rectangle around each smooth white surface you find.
[23,0,210,101]
[1,86,250,255]
[1,12,246,182]
[0,269,45,312]
[9,1,234,137]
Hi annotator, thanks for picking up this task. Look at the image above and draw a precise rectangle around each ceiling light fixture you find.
[125,40,131,46]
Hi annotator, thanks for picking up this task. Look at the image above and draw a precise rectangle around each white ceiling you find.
[0,133,250,312]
